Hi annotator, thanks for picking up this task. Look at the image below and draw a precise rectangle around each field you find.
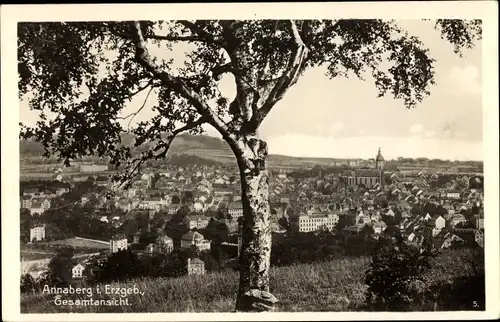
[41,238,110,249]
[20,251,54,261]
[21,249,483,313]
[21,238,109,261]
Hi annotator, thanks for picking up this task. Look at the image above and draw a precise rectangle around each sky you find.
[19,20,483,161]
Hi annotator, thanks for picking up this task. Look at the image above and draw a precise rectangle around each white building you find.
[72,263,85,278]
[228,202,244,221]
[289,213,339,233]
[183,215,210,230]
[30,225,45,242]
[110,234,128,253]
[181,231,211,251]
[187,258,205,275]
[156,234,174,253]
[29,199,51,216]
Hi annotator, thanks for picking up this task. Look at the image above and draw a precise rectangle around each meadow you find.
[21,248,483,313]
[41,237,110,249]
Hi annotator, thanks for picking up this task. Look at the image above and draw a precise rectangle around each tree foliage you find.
[19,19,481,186]
[364,234,439,311]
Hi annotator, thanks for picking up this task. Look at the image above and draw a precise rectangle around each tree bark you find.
[228,135,277,312]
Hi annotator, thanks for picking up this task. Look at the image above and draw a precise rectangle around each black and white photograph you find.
[2,2,499,320]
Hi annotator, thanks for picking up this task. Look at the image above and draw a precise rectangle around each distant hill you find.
[18,134,483,170]
[20,134,228,156]
[19,134,342,168]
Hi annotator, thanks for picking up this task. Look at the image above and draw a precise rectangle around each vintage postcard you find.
[1,1,499,321]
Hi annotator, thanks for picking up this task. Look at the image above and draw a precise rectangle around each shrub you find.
[364,233,438,311]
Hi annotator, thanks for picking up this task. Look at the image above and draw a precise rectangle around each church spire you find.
[376,147,384,163]
[375,147,385,188]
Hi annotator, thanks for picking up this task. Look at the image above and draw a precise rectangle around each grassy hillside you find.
[21,249,482,313]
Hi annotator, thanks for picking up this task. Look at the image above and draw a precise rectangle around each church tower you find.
[375,147,385,188]
[375,147,385,170]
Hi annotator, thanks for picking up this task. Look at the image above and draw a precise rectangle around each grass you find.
[20,251,54,261]
[21,249,480,313]
[41,238,110,249]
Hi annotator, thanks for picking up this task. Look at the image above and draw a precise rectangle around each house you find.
[139,197,166,211]
[433,215,446,230]
[110,234,128,253]
[183,215,210,230]
[30,225,45,242]
[432,215,446,237]
[357,211,371,225]
[193,202,204,212]
[372,221,387,234]
[214,178,226,185]
[72,263,85,279]
[441,233,465,249]
[167,204,179,215]
[199,178,212,188]
[227,201,244,221]
[446,192,461,200]
[451,214,468,227]
[475,230,484,248]
[180,231,210,251]
[41,199,51,210]
[29,201,45,216]
[21,196,32,209]
[23,188,39,197]
[289,213,339,233]
[187,258,205,275]
[156,234,174,253]
[474,214,484,229]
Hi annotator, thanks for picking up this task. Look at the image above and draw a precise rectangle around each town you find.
[20,146,484,287]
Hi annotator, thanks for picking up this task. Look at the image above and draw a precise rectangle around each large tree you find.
[18,19,481,311]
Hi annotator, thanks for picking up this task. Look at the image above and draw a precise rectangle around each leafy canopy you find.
[18,19,481,186]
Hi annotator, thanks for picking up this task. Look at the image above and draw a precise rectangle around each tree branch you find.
[124,80,153,99]
[118,86,156,129]
[252,20,309,129]
[151,116,206,159]
[131,21,230,138]
[147,34,210,43]
[177,20,225,46]
[114,116,205,191]
[211,63,233,79]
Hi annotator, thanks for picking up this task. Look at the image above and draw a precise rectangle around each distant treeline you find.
[167,153,223,167]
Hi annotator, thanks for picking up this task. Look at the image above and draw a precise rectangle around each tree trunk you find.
[229,135,278,312]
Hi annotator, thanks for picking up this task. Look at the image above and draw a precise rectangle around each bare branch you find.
[117,86,156,129]
[124,79,155,100]
[131,21,230,138]
[252,20,309,129]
